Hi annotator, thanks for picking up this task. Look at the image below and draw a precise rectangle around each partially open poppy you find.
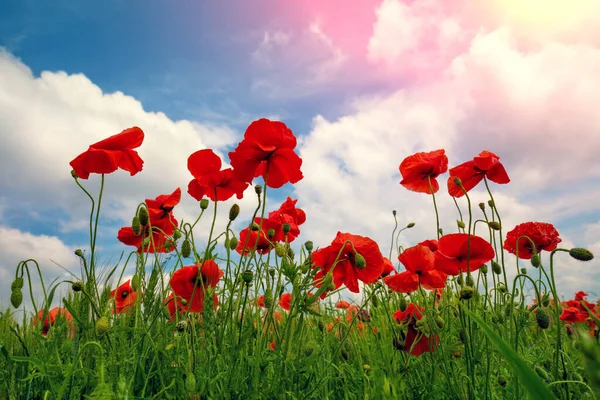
[228,119,303,188]
[279,293,292,311]
[447,151,510,197]
[399,150,448,194]
[70,127,144,179]
[110,280,138,314]
[169,260,223,313]
[34,307,73,337]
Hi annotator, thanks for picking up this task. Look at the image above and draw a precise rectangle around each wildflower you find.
[228,118,303,188]
[110,280,138,314]
[380,257,397,278]
[34,307,73,337]
[434,233,495,276]
[187,149,248,201]
[335,300,351,309]
[393,303,439,356]
[169,260,223,313]
[384,245,447,293]
[164,293,188,320]
[236,226,273,255]
[279,293,292,311]
[447,150,510,197]
[503,222,561,260]
[399,149,448,194]
[69,126,144,179]
[312,232,385,294]
[560,307,587,324]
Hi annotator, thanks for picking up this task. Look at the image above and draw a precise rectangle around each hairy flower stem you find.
[427,176,441,240]
[483,178,509,286]
[389,212,399,260]
[549,249,571,399]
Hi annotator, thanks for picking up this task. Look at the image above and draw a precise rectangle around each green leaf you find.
[462,306,557,400]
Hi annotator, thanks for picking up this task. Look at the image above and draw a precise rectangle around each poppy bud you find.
[267,229,275,239]
[488,221,501,231]
[96,316,110,335]
[305,241,313,252]
[460,286,474,300]
[74,249,85,259]
[269,268,275,278]
[478,202,485,211]
[11,277,24,291]
[371,294,379,308]
[131,275,140,292]
[263,290,273,308]
[498,283,508,293]
[535,308,550,329]
[465,274,474,287]
[185,373,197,393]
[172,229,182,241]
[392,210,397,216]
[181,239,191,258]
[229,204,240,221]
[282,224,291,234]
[453,177,463,187]
[480,264,488,274]
[70,170,78,179]
[241,270,253,284]
[354,253,366,269]
[520,268,527,275]
[131,216,141,236]
[399,296,407,312]
[138,207,149,227]
[200,198,209,210]
[491,261,502,275]
[569,248,594,262]
[457,275,464,285]
[72,281,84,292]
[530,253,541,268]
[487,200,494,208]
[10,289,23,308]
[176,320,188,332]
[407,222,415,228]
[254,184,262,195]
[180,298,188,306]
[435,316,445,328]
[251,222,260,231]
[287,247,294,258]
[229,237,238,250]
[275,244,286,257]
[457,220,466,229]
[541,294,550,307]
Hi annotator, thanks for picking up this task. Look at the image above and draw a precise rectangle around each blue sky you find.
[1,0,600,308]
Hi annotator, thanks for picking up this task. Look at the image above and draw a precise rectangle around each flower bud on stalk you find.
[11,277,24,291]
[480,264,488,274]
[282,223,291,234]
[457,220,466,229]
[229,204,240,221]
[488,221,501,231]
[200,198,209,210]
[181,239,192,258]
[172,229,182,241]
[478,202,485,211]
[138,207,149,227]
[254,185,262,195]
[535,308,550,329]
[10,289,23,308]
[185,373,197,393]
[275,244,286,258]
[131,275,141,292]
[460,286,474,300]
[407,222,415,228]
[530,253,541,268]
[263,290,273,309]
[96,316,110,335]
[267,229,275,239]
[569,248,594,262]
[491,261,502,275]
[228,237,238,250]
[131,216,141,235]
[305,241,313,252]
[354,253,366,269]
[241,270,254,284]
[465,274,474,287]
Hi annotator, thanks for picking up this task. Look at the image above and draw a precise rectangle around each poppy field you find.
[2,119,599,399]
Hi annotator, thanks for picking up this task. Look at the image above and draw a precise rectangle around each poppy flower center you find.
[121,291,129,299]
[346,252,356,266]
[420,168,437,180]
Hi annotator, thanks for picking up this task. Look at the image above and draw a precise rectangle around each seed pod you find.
[569,248,594,262]
[254,184,262,195]
[465,274,474,287]
[407,222,415,228]
[282,224,291,234]
[535,308,550,329]
[305,241,313,252]
[241,270,253,284]
[530,253,541,268]
[10,289,23,308]
[229,237,238,250]
[181,239,191,258]
[480,264,488,274]
[267,229,275,239]
[200,199,209,210]
[478,202,485,211]
[138,207,149,227]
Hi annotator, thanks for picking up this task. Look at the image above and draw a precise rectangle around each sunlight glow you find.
[495,0,599,30]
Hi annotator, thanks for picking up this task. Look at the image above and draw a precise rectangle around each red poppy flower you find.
[228,118,303,188]
[255,215,300,243]
[418,239,438,252]
[384,245,447,293]
[393,303,424,324]
[34,307,73,336]
[447,151,510,197]
[279,293,292,311]
[399,150,448,194]
[503,222,562,260]
[434,233,495,276]
[269,197,306,226]
[169,260,223,313]
[335,300,351,309]
[145,188,181,230]
[312,232,385,294]
[575,291,589,301]
[70,127,144,179]
[187,149,249,202]
[380,257,397,278]
[165,293,188,320]
[256,295,266,308]
[117,227,176,254]
[110,280,138,314]
[560,307,588,324]
[236,226,273,255]
[393,304,438,356]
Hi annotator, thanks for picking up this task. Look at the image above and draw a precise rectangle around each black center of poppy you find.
[121,291,129,298]
[347,252,356,266]
[421,168,437,180]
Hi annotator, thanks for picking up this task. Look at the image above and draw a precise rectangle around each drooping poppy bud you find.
[530,253,541,268]
[131,216,141,235]
[407,222,415,228]
[354,253,366,269]
[181,239,192,258]
[535,308,550,329]
[275,244,286,257]
[229,204,240,221]
[488,221,501,231]
[185,373,197,393]
[11,277,24,291]
[10,289,23,308]
[228,237,238,250]
[491,261,502,275]
[138,207,149,227]
[457,220,466,229]
[131,275,141,292]
[569,248,594,262]
[460,286,474,300]
[96,316,110,335]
